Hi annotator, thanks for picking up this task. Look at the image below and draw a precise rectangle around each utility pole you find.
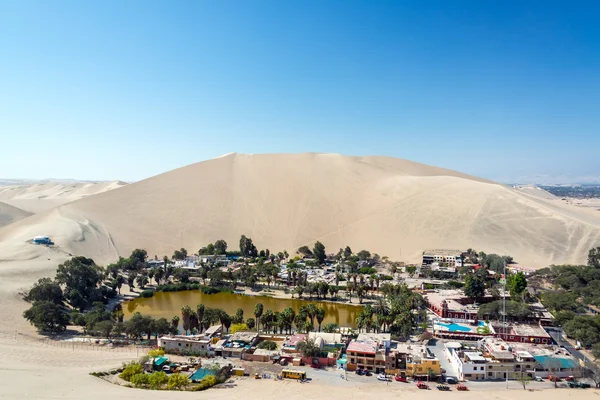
[504,260,508,390]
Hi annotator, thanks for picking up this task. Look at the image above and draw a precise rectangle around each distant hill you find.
[1,153,599,267]
[0,180,127,213]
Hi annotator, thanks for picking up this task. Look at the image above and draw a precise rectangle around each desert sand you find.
[0,201,31,228]
[0,180,127,213]
[1,153,599,267]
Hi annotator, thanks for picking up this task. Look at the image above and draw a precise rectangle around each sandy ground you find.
[1,153,600,268]
[0,201,31,228]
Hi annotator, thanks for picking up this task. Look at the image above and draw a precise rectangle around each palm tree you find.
[196,304,205,332]
[171,315,180,332]
[306,304,318,328]
[181,306,192,334]
[316,307,325,332]
[254,303,264,332]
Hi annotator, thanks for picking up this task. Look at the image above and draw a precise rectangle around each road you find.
[546,328,587,363]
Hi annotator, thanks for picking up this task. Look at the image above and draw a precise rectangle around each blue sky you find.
[1,1,599,183]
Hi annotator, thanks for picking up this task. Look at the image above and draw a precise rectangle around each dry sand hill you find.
[0,201,32,228]
[1,153,600,267]
[0,180,127,213]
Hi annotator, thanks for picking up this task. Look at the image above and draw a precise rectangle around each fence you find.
[0,330,153,354]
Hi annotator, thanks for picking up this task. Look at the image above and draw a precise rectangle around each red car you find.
[395,375,407,382]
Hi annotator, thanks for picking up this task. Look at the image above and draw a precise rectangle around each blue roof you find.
[534,355,576,369]
[190,368,215,382]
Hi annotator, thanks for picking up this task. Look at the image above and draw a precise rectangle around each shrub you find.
[130,373,149,387]
[148,348,165,357]
[148,371,168,389]
[167,373,189,390]
[257,340,277,350]
[120,362,143,381]
[230,323,248,334]
[140,290,154,298]
[358,267,377,275]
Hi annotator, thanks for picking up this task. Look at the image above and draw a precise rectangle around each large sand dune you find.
[0,180,127,213]
[1,153,600,267]
[0,201,32,228]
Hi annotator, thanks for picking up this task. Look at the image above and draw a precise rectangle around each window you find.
[465,374,472,378]
[488,366,493,369]
[510,336,514,339]
[473,367,477,371]
[178,343,182,347]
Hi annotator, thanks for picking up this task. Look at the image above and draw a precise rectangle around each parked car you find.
[445,376,458,384]
[535,376,543,382]
[377,373,391,382]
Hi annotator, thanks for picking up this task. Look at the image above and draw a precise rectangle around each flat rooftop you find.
[423,249,463,256]
[509,323,550,338]
[230,331,258,343]
[347,340,377,354]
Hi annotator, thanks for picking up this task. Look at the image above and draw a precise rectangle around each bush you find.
[140,290,154,298]
[257,340,277,350]
[379,275,393,281]
[358,267,377,275]
[130,373,149,387]
[148,348,165,357]
[148,371,168,389]
[167,373,189,390]
[120,362,143,382]
[230,323,248,334]
[23,301,70,333]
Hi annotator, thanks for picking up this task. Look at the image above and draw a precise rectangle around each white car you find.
[377,373,391,382]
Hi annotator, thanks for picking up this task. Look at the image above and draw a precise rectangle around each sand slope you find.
[0,180,127,213]
[0,201,32,228]
[1,153,600,267]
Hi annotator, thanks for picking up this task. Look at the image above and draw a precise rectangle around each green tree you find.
[239,235,258,257]
[257,340,277,350]
[316,307,326,332]
[344,246,353,259]
[148,371,168,389]
[24,277,63,304]
[357,250,371,260]
[297,338,321,358]
[589,247,600,268]
[214,240,228,255]
[181,306,192,334]
[298,246,313,258]
[55,257,103,310]
[23,301,69,333]
[592,343,600,359]
[245,317,256,330]
[171,316,180,332]
[463,274,485,300]
[120,363,144,381]
[313,241,326,264]
[254,303,264,332]
[323,322,339,333]
[507,271,527,298]
[167,373,189,390]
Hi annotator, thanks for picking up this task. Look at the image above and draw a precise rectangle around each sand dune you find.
[1,153,599,267]
[0,180,127,213]
[0,201,32,228]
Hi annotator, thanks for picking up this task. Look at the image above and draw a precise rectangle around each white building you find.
[445,342,487,381]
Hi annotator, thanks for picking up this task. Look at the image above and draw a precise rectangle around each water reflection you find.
[122,290,362,328]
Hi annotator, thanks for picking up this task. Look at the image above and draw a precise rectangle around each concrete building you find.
[422,249,463,269]
[445,342,487,381]
[346,339,386,373]
[159,335,213,355]
[386,344,440,378]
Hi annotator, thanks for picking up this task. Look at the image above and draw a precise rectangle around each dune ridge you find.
[0,180,127,213]
[1,153,599,267]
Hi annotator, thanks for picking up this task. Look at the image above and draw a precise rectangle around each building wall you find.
[161,339,211,354]
[407,359,441,377]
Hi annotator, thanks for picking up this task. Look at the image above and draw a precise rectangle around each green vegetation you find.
[478,300,532,321]
[257,340,277,350]
[463,274,485,300]
[23,301,70,333]
[120,362,144,381]
[167,373,189,390]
